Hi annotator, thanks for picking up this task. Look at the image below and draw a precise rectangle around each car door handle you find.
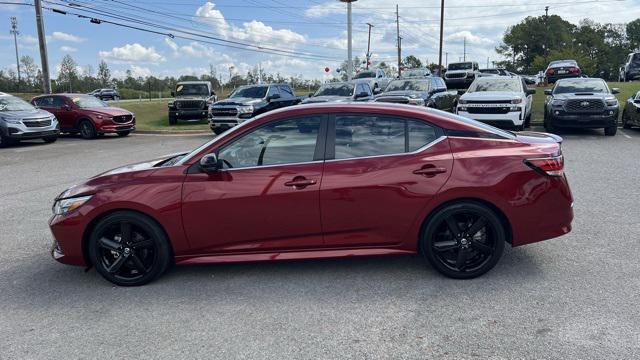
[413,166,447,177]
[284,177,317,189]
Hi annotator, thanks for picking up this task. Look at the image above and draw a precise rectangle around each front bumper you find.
[457,109,524,128]
[99,123,135,133]
[2,120,60,139]
[170,109,209,120]
[49,213,87,266]
[548,109,618,128]
[209,116,244,131]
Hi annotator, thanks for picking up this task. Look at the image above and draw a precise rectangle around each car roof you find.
[176,81,210,84]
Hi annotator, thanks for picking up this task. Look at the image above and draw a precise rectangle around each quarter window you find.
[333,115,439,160]
[217,116,321,169]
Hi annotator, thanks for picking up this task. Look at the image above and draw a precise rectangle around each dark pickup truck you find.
[209,83,303,135]
[374,77,458,112]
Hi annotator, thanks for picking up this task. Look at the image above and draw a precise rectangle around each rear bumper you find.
[546,73,579,83]
[170,109,208,120]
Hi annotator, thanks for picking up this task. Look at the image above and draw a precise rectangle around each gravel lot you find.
[1,128,639,359]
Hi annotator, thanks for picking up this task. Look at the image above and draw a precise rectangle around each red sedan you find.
[32,94,135,139]
[49,103,573,286]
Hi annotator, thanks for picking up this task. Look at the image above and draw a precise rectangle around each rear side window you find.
[333,115,440,160]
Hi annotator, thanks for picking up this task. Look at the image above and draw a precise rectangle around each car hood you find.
[83,107,132,116]
[0,108,53,120]
[376,90,426,98]
[57,152,187,200]
[302,95,351,103]
[461,91,523,101]
[551,93,612,100]
[214,97,264,106]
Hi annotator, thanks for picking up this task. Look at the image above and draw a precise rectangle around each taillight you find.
[568,67,579,73]
[546,68,555,75]
[525,155,564,176]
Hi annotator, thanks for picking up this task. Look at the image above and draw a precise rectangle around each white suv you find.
[456,76,535,130]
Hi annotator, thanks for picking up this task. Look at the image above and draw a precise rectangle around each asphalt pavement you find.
[1,127,639,359]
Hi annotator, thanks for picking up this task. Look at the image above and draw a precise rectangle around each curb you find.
[134,129,212,136]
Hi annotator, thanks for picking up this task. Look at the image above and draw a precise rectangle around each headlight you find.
[408,98,425,106]
[52,195,93,215]
[511,98,523,104]
[605,98,618,106]
[0,116,21,124]
[458,99,468,104]
[95,114,112,120]
[551,99,565,106]
[238,106,254,114]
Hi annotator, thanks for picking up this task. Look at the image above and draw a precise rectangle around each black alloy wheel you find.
[422,202,505,279]
[79,120,97,139]
[89,211,171,286]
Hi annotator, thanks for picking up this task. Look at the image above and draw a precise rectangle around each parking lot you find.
[1,128,639,359]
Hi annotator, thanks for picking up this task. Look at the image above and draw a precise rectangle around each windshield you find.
[0,96,35,111]
[385,80,430,92]
[448,62,472,71]
[353,71,376,79]
[403,69,429,77]
[71,96,108,108]
[230,86,268,99]
[176,84,209,96]
[553,79,608,94]
[315,83,354,97]
[467,78,522,93]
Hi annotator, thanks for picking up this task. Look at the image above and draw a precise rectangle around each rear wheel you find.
[604,125,617,136]
[88,211,172,286]
[79,120,97,139]
[421,202,505,279]
[43,135,58,143]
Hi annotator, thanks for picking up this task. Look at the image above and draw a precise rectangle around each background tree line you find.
[496,16,640,78]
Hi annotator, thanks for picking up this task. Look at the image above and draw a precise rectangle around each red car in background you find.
[32,94,135,139]
[48,103,573,286]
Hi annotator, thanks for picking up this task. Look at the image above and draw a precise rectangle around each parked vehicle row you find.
[88,88,120,101]
[0,92,60,147]
[374,78,458,112]
[48,102,574,286]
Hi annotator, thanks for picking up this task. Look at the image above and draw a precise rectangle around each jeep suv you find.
[168,81,217,125]
[444,61,480,89]
[544,78,619,136]
[0,92,59,146]
[32,94,135,139]
[619,52,640,82]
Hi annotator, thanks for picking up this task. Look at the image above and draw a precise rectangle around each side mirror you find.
[63,104,71,111]
[527,89,536,95]
[354,91,369,99]
[199,153,220,173]
[268,93,281,101]
[544,89,552,95]
[308,92,314,97]
[611,88,620,94]
[210,90,216,96]
[171,91,175,97]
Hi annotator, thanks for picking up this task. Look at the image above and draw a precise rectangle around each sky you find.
[0,0,638,81]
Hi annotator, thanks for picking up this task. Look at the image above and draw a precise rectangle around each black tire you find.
[544,116,558,134]
[604,125,617,136]
[169,115,177,125]
[88,211,172,286]
[421,202,505,279]
[524,113,531,128]
[622,110,632,129]
[213,127,225,135]
[514,124,525,131]
[79,120,97,139]
[117,131,130,137]
[43,135,58,143]
[0,133,16,147]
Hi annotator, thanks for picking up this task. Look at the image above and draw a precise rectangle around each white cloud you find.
[165,38,217,58]
[59,46,77,53]
[48,31,86,43]
[446,31,494,45]
[99,43,166,64]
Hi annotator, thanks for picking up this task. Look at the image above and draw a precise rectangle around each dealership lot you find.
[1,130,639,359]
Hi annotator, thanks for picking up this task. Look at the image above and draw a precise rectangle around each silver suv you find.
[0,92,60,147]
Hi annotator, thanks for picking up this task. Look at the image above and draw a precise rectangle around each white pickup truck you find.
[456,76,536,131]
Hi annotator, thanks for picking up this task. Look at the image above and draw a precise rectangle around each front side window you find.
[333,115,439,160]
[35,96,65,108]
[217,116,321,169]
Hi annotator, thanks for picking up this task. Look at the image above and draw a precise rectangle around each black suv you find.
[90,89,119,101]
[209,84,303,135]
[619,52,640,82]
[544,78,620,136]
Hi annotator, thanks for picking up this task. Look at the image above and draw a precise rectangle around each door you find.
[320,114,453,247]
[181,115,327,254]
[34,96,72,130]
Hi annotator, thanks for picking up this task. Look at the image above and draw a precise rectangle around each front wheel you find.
[79,120,97,139]
[88,211,172,286]
[169,115,177,125]
[604,125,617,136]
[421,202,505,279]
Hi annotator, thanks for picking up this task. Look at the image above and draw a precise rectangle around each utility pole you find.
[437,0,445,76]
[463,37,466,62]
[486,56,490,69]
[340,0,357,81]
[35,0,51,94]
[396,4,401,77]
[365,22,374,69]
[10,17,20,92]
[544,6,550,62]
[445,52,448,67]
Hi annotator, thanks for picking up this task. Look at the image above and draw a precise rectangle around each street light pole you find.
[340,0,357,81]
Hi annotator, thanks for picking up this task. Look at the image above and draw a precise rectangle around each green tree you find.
[97,60,111,87]
[19,55,38,89]
[627,18,640,48]
[58,54,78,92]
[403,55,422,69]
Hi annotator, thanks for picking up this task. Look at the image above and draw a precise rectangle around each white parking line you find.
[619,130,632,139]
